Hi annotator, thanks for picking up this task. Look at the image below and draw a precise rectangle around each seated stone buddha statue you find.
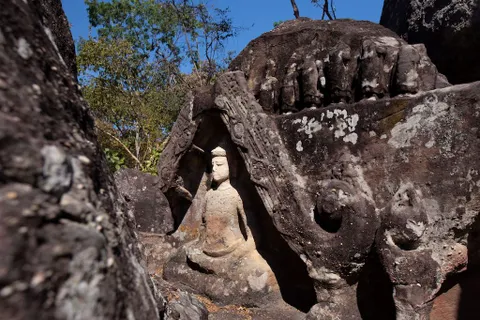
[163,147,281,307]
[199,146,254,257]
[185,146,256,270]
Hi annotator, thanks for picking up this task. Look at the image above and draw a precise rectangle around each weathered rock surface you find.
[38,0,77,79]
[157,65,480,318]
[0,0,160,319]
[4,2,479,318]
[115,168,174,234]
[164,291,208,320]
[381,0,480,84]
[230,19,449,114]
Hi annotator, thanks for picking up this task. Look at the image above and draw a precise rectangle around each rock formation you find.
[156,19,480,319]
[229,19,449,114]
[381,0,480,85]
[115,168,174,234]
[2,1,480,319]
[0,0,161,319]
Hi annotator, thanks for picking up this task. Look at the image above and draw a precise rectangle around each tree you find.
[78,0,236,173]
[312,0,337,20]
[288,1,337,20]
[290,0,300,19]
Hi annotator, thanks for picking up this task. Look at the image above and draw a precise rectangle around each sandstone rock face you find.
[157,20,480,316]
[115,168,174,234]
[164,291,208,320]
[0,1,160,319]
[230,19,449,114]
[381,0,480,84]
[3,2,479,318]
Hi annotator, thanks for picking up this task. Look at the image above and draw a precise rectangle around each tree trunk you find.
[323,0,334,20]
[290,0,300,19]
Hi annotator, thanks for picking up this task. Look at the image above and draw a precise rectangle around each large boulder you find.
[381,0,480,84]
[164,291,208,320]
[156,22,480,317]
[115,168,174,234]
[0,0,160,319]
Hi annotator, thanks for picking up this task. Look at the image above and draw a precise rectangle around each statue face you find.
[212,157,229,184]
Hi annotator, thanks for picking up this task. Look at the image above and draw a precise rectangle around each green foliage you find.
[78,0,236,172]
[143,146,163,175]
[273,20,285,28]
[104,148,126,171]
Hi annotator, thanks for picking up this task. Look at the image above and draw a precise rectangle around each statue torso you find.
[203,185,244,256]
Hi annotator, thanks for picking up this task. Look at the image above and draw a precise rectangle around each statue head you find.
[211,147,229,185]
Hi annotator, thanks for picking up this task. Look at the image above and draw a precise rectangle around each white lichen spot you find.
[362,79,379,89]
[425,139,435,148]
[32,84,41,95]
[334,108,348,119]
[369,131,377,137]
[328,109,360,144]
[405,69,419,88]
[343,132,358,144]
[388,94,451,149]
[346,114,359,132]
[293,116,322,138]
[320,76,326,87]
[334,118,348,139]
[17,38,32,59]
[380,134,388,139]
[0,286,13,297]
[296,141,303,152]
[388,114,422,148]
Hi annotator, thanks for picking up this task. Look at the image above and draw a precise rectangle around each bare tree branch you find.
[97,126,145,170]
[312,0,336,20]
[330,0,337,19]
[323,0,333,20]
[290,0,300,19]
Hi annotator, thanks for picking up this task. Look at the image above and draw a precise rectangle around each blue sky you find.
[61,0,384,56]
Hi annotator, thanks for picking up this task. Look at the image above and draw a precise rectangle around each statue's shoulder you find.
[205,188,215,197]
[228,186,242,201]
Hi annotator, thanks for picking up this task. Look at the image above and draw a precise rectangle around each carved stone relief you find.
[151,19,480,320]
